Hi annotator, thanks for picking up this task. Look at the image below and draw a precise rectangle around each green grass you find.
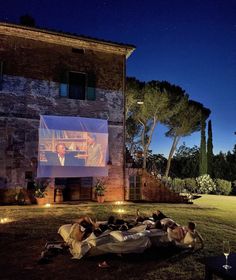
[0,195,236,280]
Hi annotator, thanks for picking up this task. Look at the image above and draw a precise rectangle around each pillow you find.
[69,223,85,242]
[183,231,195,247]
[109,231,125,242]
[128,225,147,233]
[58,224,73,242]
[160,218,177,228]
[87,233,112,247]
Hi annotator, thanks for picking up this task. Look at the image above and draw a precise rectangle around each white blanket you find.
[58,224,164,259]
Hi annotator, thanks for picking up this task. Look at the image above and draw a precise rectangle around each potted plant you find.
[34,180,47,205]
[94,179,106,203]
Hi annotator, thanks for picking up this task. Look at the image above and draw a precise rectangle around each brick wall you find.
[0,33,126,202]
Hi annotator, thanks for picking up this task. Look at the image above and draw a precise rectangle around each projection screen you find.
[37,115,108,177]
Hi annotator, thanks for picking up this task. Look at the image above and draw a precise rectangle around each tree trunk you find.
[165,135,180,177]
[141,119,157,170]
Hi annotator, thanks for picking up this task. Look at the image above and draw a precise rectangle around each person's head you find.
[188,222,196,231]
[56,143,66,157]
[87,133,96,145]
[107,215,115,224]
[155,220,163,229]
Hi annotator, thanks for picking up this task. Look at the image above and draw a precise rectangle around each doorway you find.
[129,175,141,200]
[55,177,92,201]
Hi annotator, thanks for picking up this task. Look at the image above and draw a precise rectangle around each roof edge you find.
[0,22,136,58]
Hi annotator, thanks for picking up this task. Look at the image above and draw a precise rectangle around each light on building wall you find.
[137,100,144,105]
[0,217,12,224]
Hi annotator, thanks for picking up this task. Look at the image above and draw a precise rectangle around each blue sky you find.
[1,0,236,157]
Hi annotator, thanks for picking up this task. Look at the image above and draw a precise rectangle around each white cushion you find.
[109,231,124,242]
[128,225,147,233]
[58,224,72,242]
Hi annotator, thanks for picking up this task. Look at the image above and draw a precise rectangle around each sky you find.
[1,0,236,157]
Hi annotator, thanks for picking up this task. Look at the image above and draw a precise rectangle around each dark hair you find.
[188,222,196,231]
[55,143,66,151]
[155,220,163,229]
[80,220,93,239]
[107,216,115,224]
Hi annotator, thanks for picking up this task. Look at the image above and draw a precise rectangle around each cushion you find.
[58,224,72,242]
[128,225,147,233]
[69,223,85,242]
[109,231,124,242]
[160,218,177,228]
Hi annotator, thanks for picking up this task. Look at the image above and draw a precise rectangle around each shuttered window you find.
[59,71,96,101]
[68,72,86,100]
[59,71,68,97]
[87,73,96,101]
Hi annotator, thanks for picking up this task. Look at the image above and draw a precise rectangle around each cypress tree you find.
[199,115,207,175]
[207,120,213,177]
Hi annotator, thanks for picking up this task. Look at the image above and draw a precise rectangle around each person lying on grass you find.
[167,221,204,249]
[135,209,169,230]
[136,209,167,223]
[73,216,99,241]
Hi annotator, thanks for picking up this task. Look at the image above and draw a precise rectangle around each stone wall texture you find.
[0,32,126,202]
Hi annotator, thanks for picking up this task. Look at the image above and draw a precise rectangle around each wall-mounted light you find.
[137,100,144,105]
[0,217,12,224]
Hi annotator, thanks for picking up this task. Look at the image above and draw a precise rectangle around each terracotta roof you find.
[0,22,135,58]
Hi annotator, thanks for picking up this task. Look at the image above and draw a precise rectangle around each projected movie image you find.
[37,115,108,178]
[39,129,107,167]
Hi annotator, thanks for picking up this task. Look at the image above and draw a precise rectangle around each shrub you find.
[94,179,106,196]
[215,179,232,195]
[172,178,185,193]
[184,178,197,194]
[196,174,216,194]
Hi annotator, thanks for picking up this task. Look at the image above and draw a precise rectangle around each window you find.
[72,48,85,54]
[59,71,96,101]
[69,72,86,100]
[129,175,141,200]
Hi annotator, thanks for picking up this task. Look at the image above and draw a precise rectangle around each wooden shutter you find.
[59,71,68,97]
[87,72,96,101]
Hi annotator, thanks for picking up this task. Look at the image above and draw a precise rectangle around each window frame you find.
[68,71,87,100]
[59,70,96,101]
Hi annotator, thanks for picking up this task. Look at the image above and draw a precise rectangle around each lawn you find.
[0,195,236,280]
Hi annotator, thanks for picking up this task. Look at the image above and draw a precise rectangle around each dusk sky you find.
[1,0,235,157]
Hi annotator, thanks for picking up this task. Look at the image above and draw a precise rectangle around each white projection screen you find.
[37,115,108,177]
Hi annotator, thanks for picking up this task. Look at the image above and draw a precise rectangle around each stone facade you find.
[0,23,135,202]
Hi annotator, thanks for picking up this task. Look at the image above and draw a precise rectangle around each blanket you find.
[58,223,167,259]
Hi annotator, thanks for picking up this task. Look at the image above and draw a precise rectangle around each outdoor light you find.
[45,203,51,208]
[0,218,10,224]
[117,208,125,214]
[115,201,124,205]
[137,100,144,105]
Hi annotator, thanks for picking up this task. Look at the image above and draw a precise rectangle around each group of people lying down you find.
[70,210,204,249]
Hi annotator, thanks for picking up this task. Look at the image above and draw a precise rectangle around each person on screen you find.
[86,133,103,167]
[46,143,84,166]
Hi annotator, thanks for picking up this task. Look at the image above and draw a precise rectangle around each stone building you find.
[0,22,135,202]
